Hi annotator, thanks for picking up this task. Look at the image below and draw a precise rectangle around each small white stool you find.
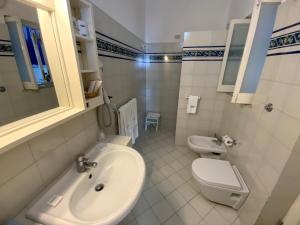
[145,112,160,131]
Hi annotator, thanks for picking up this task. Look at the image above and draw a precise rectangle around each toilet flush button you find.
[47,195,63,207]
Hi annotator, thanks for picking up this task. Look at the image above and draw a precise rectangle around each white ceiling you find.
[91,0,254,43]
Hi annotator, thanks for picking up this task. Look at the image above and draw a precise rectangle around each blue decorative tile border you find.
[183,49,224,58]
[0,40,13,56]
[268,21,300,57]
[269,30,300,50]
[182,46,225,61]
[95,31,144,62]
[96,38,143,60]
[144,52,182,63]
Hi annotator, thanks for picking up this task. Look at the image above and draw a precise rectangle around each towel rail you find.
[185,95,200,100]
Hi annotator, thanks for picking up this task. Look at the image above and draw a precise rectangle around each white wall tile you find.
[0,143,34,186]
[36,144,71,184]
[274,113,300,149]
[0,165,44,224]
[28,126,65,160]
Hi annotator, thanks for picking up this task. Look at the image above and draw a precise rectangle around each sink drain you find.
[95,184,104,192]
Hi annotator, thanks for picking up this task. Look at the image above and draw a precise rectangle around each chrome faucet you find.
[76,154,98,173]
[212,133,223,146]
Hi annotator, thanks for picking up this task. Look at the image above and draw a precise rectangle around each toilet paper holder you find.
[222,135,236,147]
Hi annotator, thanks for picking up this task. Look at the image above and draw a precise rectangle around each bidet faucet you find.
[212,133,223,146]
[76,154,98,173]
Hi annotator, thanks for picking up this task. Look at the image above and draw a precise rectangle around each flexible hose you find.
[101,103,112,127]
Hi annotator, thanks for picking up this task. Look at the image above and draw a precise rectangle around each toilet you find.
[192,158,249,209]
[187,135,227,159]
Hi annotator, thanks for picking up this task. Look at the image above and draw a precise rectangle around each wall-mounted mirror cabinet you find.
[218,0,281,104]
[0,0,102,153]
[217,19,250,92]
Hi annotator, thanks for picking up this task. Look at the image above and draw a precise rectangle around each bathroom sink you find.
[187,135,227,154]
[27,143,145,225]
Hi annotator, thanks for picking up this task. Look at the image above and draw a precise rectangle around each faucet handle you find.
[90,162,98,168]
[76,154,86,162]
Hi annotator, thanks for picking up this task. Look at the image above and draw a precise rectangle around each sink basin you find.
[187,135,227,154]
[27,143,145,225]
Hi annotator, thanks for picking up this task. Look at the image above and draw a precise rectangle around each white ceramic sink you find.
[27,143,145,225]
[187,135,227,154]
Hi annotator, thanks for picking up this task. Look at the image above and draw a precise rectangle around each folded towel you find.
[147,112,160,118]
[187,96,199,114]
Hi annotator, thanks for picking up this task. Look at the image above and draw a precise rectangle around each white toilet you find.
[192,158,249,209]
[187,135,227,158]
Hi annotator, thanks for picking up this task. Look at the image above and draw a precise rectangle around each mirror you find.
[0,0,59,126]
[217,19,250,92]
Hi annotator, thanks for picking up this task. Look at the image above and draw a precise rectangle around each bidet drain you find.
[95,184,104,192]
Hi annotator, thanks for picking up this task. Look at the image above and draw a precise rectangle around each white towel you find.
[118,98,139,144]
[187,96,199,114]
[129,98,139,144]
[118,102,130,136]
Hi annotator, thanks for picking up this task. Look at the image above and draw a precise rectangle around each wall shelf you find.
[68,0,103,110]
[75,33,93,42]
[81,69,96,74]
[85,95,104,109]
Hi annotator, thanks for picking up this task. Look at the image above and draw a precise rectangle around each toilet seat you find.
[192,158,241,191]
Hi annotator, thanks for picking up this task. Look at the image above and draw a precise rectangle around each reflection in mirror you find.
[0,0,58,126]
[222,23,250,86]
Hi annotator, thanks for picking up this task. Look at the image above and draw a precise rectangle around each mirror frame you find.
[0,0,86,153]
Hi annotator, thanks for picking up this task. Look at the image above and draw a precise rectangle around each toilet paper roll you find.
[222,135,234,147]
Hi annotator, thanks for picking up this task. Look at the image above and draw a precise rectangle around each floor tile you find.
[232,217,242,225]
[204,209,230,225]
[214,204,238,224]
[127,220,138,225]
[166,189,187,211]
[163,213,185,225]
[149,170,166,184]
[178,167,193,181]
[133,194,150,217]
[136,208,161,225]
[189,194,214,217]
[156,179,176,196]
[168,174,185,188]
[162,154,175,164]
[177,204,202,225]
[170,160,184,171]
[179,155,192,167]
[187,179,201,193]
[152,158,166,169]
[144,186,163,206]
[177,183,198,201]
[152,198,175,223]
[198,220,209,225]
[118,211,135,225]
[160,165,175,177]
[143,177,154,191]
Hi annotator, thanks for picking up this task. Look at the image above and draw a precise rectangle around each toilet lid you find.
[192,158,241,190]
